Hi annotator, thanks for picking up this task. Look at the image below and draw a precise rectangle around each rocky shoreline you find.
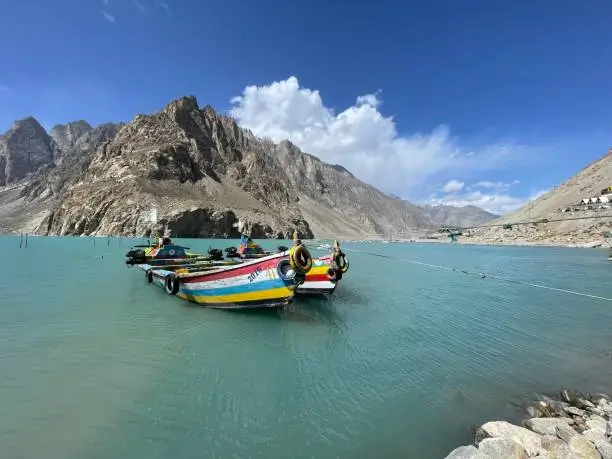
[445,389,612,458]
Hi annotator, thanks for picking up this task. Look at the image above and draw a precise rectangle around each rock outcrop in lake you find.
[0,95,451,238]
[445,388,612,458]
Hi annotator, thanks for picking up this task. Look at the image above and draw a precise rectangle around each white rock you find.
[476,421,544,457]
[591,407,607,417]
[444,445,487,459]
[524,417,573,436]
[587,414,608,432]
[478,437,528,459]
[594,440,612,459]
[568,435,601,459]
[583,428,608,443]
[597,398,612,414]
[541,434,572,457]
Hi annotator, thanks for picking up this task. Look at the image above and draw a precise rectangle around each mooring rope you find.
[342,247,612,302]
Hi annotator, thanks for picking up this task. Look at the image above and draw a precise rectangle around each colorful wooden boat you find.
[125,237,225,267]
[222,234,289,260]
[223,237,349,297]
[132,232,314,309]
[296,240,349,296]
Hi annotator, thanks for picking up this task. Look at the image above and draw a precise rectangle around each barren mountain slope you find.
[1,96,505,239]
[33,96,440,238]
[469,150,612,246]
[274,140,436,238]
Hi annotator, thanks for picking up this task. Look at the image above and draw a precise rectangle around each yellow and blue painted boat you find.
[223,237,350,297]
[131,233,314,309]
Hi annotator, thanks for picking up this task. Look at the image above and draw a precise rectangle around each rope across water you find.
[341,247,612,302]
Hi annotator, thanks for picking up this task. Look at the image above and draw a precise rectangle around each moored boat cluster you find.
[124,229,350,309]
[446,388,612,458]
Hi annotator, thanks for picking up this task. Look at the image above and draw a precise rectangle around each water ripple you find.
[1,237,612,458]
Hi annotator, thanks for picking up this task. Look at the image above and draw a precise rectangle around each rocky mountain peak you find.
[50,120,94,161]
[2,116,48,142]
[1,96,460,239]
[51,119,92,132]
[10,116,31,128]
[0,116,58,186]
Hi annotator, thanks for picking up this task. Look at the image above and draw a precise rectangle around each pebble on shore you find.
[445,389,612,459]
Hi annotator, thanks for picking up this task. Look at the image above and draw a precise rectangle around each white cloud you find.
[229,76,535,198]
[441,179,464,193]
[155,0,172,15]
[428,189,549,215]
[0,85,10,92]
[356,91,382,108]
[102,0,109,4]
[472,180,520,192]
[134,0,145,11]
[102,11,115,23]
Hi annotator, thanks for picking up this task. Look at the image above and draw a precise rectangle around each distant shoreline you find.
[0,232,609,251]
[424,237,611,250]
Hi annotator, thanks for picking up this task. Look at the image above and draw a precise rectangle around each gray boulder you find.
[540,434,572,457]
[555,424,578,443]
[587,415,608,432]
[524,417,573,436]
[444,445,487,459]
[476,421,544,457]
[565,406,585,417]
[478,437,527,459]
[567,435,601,459]
[593,440,612,459]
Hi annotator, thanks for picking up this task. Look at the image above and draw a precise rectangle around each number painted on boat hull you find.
[248,266,263,283]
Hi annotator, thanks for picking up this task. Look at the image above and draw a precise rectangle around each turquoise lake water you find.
[1,236,611,458]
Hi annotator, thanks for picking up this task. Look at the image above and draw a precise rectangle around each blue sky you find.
[1,0,611,213]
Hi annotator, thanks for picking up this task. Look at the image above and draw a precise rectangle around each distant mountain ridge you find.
[0,96,493,238]
[468,149,612,246]
[419,204,499,228]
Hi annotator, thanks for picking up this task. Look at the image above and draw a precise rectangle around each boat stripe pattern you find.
[141,252,296,306]
[297,255,337,294]
[180,255,284,283]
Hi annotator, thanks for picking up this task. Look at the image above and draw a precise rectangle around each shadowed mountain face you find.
[0,95,495,238]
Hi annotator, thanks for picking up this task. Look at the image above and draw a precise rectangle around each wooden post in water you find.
[19,233,23,248]
[24,233,28,248]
